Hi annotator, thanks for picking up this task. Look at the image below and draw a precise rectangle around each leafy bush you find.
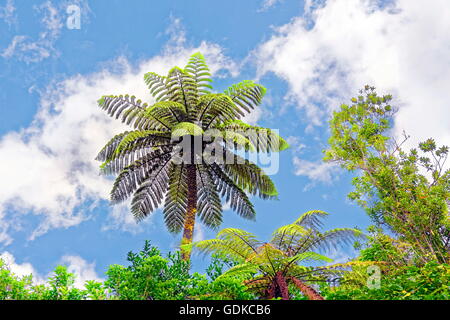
[324,262,450,300]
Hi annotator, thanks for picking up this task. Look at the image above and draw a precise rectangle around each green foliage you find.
[324,86,450,264]
[104,241,253,300]
[0,258,108,300]
[2,239,448,300]
[105,241,201,300]
[355,225,412,265]
[324,262,450,300]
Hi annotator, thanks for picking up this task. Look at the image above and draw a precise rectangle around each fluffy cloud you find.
[59,255,102,289]
[1,0,92,63]
[0,37,239,245]
[0,251,44,283]
[0,0,16,26]
[293,157,339,188]
[1,1,64,63]
[256,0,450,149]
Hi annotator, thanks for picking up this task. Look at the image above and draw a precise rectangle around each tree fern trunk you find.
[274,271,290,300]
[265,272,290,300]
[290,277,324,300]
[181,164,197,261]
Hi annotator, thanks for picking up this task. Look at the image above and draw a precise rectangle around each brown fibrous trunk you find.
[181,164,197,261]
[290,277,325,300]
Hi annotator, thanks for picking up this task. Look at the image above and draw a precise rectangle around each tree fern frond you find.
[145,101,187,126]
[196,165,223,229]
[95,131,131,162]
[221,152,278,198]
[98,95,171,130]
[286,251,333,266]
[224,80,266,114]
[215,263,258,281]
[165,67,198,116]
[293,210,329,230]
[184,52,213,95]
[99,137,173,176]
[307,228,366,253]
[215,228,259,247]
[270,224,309,249]
[110,150,173,203]
[193,238,253,263]
[197,94,243,129]
[113,130,171,156]
[163,163,188,233]
[172,122,204,137]
[208,163,256,220]
[129,157,172,221]
[215,120,289,152]
[144,72,169,102]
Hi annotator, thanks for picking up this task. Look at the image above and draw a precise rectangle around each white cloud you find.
[1,0,92,63]
[0,36,240,245]
[193,223,205,242]
[0,0,16,26]
[101,199,150,234]
[0,251,45,283]
[259,0,283,12]
[255,0,450,153]
[59,255,102,289]
[293,156,339,187]
[1,1,63,63]
[286,136,306,155]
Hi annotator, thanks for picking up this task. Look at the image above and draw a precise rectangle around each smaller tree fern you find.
[191,210,367,300]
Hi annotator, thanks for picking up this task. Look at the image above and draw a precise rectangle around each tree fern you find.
[192,211,369,300]
[95,52,288,260]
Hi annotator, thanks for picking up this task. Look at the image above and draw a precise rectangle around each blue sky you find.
[1,0,449,285]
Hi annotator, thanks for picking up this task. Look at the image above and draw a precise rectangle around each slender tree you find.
[324,86,450,264]
[96,53,288,260]
[192,210,366,300]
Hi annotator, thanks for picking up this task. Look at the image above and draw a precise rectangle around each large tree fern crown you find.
[96,52,289,233]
